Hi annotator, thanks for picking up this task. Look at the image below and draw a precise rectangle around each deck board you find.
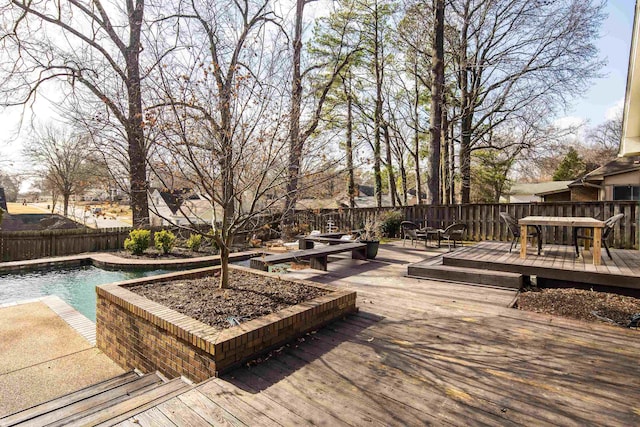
[125,242,640,426]
[426,241,640,290]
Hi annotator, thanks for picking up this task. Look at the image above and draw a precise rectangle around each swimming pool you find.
[0,266,169,321]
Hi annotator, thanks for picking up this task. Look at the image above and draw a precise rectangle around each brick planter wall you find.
[96,266,357,382]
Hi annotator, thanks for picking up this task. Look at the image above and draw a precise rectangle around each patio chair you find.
[499,212,542,255]
[401,221,426,247]
[437,223,467,249]
[573,213,624,259]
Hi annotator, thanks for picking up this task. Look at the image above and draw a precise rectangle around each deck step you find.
[77,378,192,427]
[0,372,191,427]
[0,371,141,426]
[408,263,523,289]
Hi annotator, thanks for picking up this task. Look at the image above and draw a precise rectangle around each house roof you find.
[0,214,84,231]
[570,156,640,186]
[508,181,572,196]
[151,188,201,214]
[621,1,640,156]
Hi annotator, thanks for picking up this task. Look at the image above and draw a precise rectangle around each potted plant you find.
[357,219,381,259]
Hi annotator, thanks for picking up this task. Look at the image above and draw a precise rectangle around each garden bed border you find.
[96,265,357,382]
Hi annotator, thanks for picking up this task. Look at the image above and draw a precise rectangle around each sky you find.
[559,0,635,126]
[0,0,637,176]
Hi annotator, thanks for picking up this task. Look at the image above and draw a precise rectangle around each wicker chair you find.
[499,212,542,255]
[437,223,467,249]
[401,221,425,247]
[573,213,624,259]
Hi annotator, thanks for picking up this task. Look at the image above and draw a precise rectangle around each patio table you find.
[418,227,440,247]
[518,216,605,265]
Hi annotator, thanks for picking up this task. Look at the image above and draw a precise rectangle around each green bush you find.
[154,229,176,254]
[124,229,151,255]
[185,234,203,252]
[380,210,404,238]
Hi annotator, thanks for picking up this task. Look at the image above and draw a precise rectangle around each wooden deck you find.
[114,242,640,426]
[416,240,640,290]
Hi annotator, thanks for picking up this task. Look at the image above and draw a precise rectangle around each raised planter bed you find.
[96,265,357,382]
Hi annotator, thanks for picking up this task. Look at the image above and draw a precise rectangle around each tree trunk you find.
[399,154,408,205]
[383,124,397,207]
[413,61,422,205]
[284,0,305,221]
[373,5,383,208]
[218,241,230,289]
[459,1,472,204]
[460,112,472,204]
[428,0,444,205]
[345,79,355,209]
[449,119,456,204]
[441,100,450,204]
[63,194,70,217]
[126,1,149,227]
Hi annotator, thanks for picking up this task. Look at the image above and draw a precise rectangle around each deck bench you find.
[250,242,367,271]
[297,233,350,249]
[298,235,356,249]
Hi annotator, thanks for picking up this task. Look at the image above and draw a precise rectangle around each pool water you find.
[0,266,169,321]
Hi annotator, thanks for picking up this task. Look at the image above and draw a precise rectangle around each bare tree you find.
[284,0,360,219]
[428,0,444,204]
[0,0,158,226]
[24,126,93,216]
[147,0,290,288]
[0,172,20,202]
[587,111,622,159]
[447,0,606,203]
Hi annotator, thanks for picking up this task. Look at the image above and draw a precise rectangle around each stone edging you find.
[96,265,357,382]
[0,251,257,274]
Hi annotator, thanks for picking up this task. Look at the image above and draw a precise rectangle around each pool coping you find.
[0,251,259,274]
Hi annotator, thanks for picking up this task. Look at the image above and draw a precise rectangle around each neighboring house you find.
[148,188,220,226]
[568,156,640,201]
[501,181,572,203]
[82,186,127,202]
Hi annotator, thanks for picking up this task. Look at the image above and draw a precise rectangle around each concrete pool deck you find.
[0,297,124,417]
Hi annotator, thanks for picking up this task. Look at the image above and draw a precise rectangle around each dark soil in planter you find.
[127,270,329,331]
[517,287,640,329]
[115,248,218,259]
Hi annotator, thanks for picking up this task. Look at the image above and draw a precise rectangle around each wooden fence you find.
[1,201,638,262]
[0,227,131,262]
[0,224,252,262]
[289,201,639,249]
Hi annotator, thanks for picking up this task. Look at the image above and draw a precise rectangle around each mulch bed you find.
[517,287,640,328]
[115,248,217,259]
[127,270,329,331]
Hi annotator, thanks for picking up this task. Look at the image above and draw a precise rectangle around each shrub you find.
[380,210,403,238]
[124,229,151,255]
[185,234,203,252]
[154,229,176,254]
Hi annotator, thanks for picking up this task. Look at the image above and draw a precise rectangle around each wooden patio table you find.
[518,216,605,265]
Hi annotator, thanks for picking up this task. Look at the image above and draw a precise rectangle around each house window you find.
[613,185,640,200]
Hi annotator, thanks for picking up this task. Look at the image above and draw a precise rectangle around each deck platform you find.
[108,242,640,426]
[410,240,640,291]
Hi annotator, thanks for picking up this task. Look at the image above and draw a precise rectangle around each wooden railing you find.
[1,201,637,262]
[289,201,639,249]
